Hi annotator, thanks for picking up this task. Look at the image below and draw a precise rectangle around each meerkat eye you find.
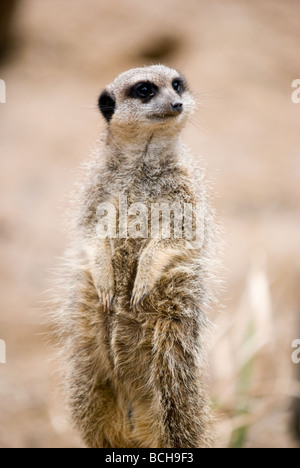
[136,83,152,98]
[129,81,158,101]
[172,78,184,95]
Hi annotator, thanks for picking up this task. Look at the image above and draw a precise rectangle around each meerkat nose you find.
[171,102,183,113]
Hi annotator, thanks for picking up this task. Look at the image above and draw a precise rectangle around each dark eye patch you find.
[128,81,158,102]
[172,77,185,95]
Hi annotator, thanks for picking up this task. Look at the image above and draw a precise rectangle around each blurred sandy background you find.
[0,0,299,448]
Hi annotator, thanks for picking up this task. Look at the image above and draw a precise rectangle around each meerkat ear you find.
[98,90,116,123]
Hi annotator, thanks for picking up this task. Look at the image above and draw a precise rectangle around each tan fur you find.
[54,65,218,448]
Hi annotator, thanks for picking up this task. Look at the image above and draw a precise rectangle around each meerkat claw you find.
[131,289,137,307]
[131,285,148,308]
[138,294,146,305]
[98,290,114,312]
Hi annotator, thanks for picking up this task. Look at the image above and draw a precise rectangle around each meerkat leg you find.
[87,237,115,311]
[70,376,131,448]
[65,265,140,448]
[151,315,212,448]
[121,313,211,448]
[131,240,189,307]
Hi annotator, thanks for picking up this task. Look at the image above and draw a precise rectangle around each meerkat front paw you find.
[96,267,115,312]
[97,286,115,312]
[131,273,154,308]
[131,282,147,308]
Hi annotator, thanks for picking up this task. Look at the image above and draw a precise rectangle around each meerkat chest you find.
[99,171,198,249]
[111,168,193,206]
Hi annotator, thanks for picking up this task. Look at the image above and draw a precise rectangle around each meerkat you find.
[54,65,218,448]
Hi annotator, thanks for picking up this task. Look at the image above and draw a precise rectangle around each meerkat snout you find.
[171,102,183,112]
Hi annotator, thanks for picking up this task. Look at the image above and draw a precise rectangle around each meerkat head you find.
[98,65,195,139]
